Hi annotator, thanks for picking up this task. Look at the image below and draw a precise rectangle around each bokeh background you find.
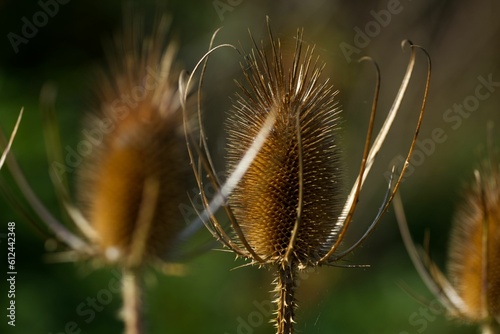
[0,0,499,333]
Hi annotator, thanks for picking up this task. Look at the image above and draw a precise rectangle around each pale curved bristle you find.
[226,28,343,266]
[78,15,189,265]
[447,161,500,322]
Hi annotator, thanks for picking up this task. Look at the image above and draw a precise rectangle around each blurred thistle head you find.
[0,14,192,271]
[0,14,200,334]
[395,151,500,332]
[448,159,500,326]
[78,14,190,268]
[183,16,430,333]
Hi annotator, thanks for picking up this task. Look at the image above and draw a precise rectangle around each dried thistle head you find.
[185,17,430,334]
[77,15,189,267]
[0,14,192,270]
[447,160,500,325]
[226,28,343,267]
[0,13,194,334]
[395,154,500,332]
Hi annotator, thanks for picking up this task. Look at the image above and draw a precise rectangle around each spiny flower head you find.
[226,27,343,267]
[447,160,500,324]
[396,154,500,333]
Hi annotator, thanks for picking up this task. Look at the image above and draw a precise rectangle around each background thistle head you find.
[395,149,500,332]
[77,14,190,267]
[447,157,500,326]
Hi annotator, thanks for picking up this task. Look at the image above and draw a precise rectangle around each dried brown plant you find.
[183,17,430,334]
[0,15,191,334]
[395,151,500,333]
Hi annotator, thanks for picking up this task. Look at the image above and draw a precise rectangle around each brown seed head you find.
[78,16,188,266]
[448,161,500,323]
[226,28,343,266]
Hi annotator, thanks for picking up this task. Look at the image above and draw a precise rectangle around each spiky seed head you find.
[78,16,188,266]
[226,27,343,267]
[447,162,500,323]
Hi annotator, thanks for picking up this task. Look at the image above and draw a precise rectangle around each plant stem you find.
[122,269,144,334]
[481,319,500,334]
[275,264,297,334]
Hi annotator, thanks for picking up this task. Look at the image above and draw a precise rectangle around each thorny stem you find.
[275,264,297,334]
[122,269,144,334]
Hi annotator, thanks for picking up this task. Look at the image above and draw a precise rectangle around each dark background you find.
[0,0,499,333]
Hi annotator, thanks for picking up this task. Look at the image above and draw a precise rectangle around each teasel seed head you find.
[226,27,343,267]
[188,17,429,334]
[78,15,189,267]
[0,13,192,334]
[447,161,500,324]
[395,154,500,332]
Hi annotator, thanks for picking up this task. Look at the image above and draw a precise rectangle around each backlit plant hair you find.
[0,15,193,334]
[0,109,23,170]
[182,17,431,334]
[394,150,500,333]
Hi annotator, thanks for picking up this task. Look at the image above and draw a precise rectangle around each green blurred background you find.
[0,0,499,333]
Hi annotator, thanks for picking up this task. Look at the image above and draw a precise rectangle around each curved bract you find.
[0,109,23,170]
